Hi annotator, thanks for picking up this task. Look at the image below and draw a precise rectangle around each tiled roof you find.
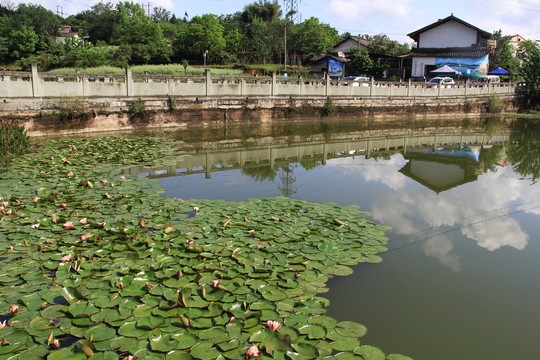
[311,54,350,65]
[329,36,371,53]
[407,47,490,58]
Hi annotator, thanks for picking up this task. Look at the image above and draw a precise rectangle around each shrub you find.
[168,95,177,111]
[57,97,88,119]
[321,98,335,116]
[487,95,505,113]
[130,98,147,119]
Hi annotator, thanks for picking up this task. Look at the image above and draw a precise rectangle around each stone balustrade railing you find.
[0,64,525,99]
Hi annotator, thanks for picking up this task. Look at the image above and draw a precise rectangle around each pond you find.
[128,116,540,360]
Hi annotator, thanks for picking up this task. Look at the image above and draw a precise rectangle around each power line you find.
[482,0,540,12]
[386,199,540,252]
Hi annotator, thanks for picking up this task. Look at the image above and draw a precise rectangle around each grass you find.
[47,64,244,76]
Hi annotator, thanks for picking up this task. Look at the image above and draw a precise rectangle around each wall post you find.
[205,69,211,96]
[271,72,276,96]
[30,64,39,97]
[126,66,133,97]
[325,74,329,96]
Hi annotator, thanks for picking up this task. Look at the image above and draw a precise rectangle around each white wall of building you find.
[419,21,478,48]
[412,57,435,77]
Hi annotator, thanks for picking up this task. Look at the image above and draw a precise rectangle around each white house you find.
[509,34,526,54]
[55,26,79,44]
[407,14,492,79]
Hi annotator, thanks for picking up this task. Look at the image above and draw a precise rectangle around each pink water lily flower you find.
[9,305,18,314]
[267,320,281,331]
[33,197,40,203]
[1,201,8,208]
[61,254,73,262]
[63,221,74,229]
[101,179,108,184]
[246,345,260,358]
[211,280,220,288]
[80,234,92,241]
[79,218,88,225]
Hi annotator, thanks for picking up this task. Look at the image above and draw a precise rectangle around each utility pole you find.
[142,2,151,16]
[283,0,301,23]
[56,5,65,18]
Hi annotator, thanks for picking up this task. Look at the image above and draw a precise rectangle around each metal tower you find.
[283,0,301,23]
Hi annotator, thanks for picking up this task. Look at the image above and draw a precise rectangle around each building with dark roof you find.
[309,36,369,78]
[407,14,492,80]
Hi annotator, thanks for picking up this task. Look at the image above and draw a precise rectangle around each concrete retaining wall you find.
[10,93,518,137]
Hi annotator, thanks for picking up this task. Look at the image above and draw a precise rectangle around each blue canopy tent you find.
[488,67,511,75]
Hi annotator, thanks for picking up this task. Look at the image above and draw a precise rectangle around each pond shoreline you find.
[0,94,521,136]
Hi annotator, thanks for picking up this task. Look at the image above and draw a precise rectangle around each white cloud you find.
[370,165,539,267]
[328,0,413,20]
[328,155,408,190]
[462,217,528,251]
[422,235,462,272]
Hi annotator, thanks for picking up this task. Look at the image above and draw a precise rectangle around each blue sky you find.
[12,0,540,44]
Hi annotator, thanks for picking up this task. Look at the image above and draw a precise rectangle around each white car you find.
[340,76,370,87]
[427,77,455,88]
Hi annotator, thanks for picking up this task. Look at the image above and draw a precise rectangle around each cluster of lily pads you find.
[0,136,412,360]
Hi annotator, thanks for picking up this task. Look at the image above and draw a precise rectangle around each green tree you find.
[292,17,339,59]
[490,30,519,74]
[152,6,171,22]
[112,1,171,64]
[8,25,39,59]
[1,3,61,61]
[241,18,271,63]
[76,2,118,44]
[174,14,226,64]
[347,47,373,76]
[11,3,60,43]
[61,38,117,68]
[365,34,410,56]
[240,0,281,24]
[517,40,540,105]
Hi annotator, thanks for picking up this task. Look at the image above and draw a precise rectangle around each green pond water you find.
[130,116,540,360]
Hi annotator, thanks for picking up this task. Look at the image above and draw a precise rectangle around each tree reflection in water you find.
[508,119,540,183]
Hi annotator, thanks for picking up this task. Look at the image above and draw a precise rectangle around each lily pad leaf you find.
[386,354,414,360]
[354,345,386,360]
[335,321,367,338]
[190,342,221,360]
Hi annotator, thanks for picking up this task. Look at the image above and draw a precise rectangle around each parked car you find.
[340,76,370,87]
[475,75,500,84]
[426,77,455,88]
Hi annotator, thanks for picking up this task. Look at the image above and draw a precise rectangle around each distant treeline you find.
[0,0,410,72]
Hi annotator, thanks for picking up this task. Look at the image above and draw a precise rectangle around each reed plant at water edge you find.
[0,120,30,163]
